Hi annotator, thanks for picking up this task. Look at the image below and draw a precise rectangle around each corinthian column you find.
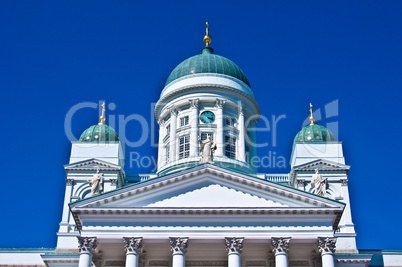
[169,106,178,162]
[225,237,244,267]
[215,99,226,157]
[157,120,166,168]
[123,237,143,267]
[189,99,199,157]
[318,237,337,267]
[271,237,291,267]
[77,236,97,267]
[170,237,188,267]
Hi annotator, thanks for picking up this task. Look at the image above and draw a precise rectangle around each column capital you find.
[215,98,226,109]
[123,237,143,255]
[297,179,305,187]
[318,237,337,255]
[225,237,244,255]
[340,179,348,186]
[66,179,74,186]
[158,119,166,127]
[77,236,97,255]
[168,106,179,116]
[189,99,199,109]
[169,237,188,255]
[238,104,244,115]
[271,237,291,255]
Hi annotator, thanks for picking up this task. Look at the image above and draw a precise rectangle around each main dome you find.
[165,47,250,87]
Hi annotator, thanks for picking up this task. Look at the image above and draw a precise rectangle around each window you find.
[180,116,189,127]
[165,142,170,162]
[225,135,236,159]
[179,135,190,159]
[166,124,170,137]
[226,117,235,126]
[201,132,214,141]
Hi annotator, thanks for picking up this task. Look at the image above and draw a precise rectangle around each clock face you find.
[200,111,215,123]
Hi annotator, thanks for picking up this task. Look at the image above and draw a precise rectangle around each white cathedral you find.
[1,24,401,267]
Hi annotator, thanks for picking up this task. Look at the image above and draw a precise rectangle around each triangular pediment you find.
[71,164,343,210]
[293,159,350,172]
[64,158,122,171]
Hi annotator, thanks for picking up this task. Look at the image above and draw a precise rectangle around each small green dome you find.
[79,124,119,142]
[165,47,250,87]
[294,124,336,143]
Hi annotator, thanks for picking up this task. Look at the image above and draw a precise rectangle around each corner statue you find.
[198,136,217,163]
[88,169,104,196]
[311,169,328,197]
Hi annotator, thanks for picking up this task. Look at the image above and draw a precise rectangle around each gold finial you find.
[99,102,106,125]
[203,21,212,47]
[309,103,315,125]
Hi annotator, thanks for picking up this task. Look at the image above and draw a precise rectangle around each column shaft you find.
[169,107,178,161]
[189,99,199,157]
[238,106,245,161]
[172,254,185,267]
[125,253,139,267]
[215,99,225,157]
[78,253,92,267]
[321,254,335,267]
[228,253,241,267]
[274,253,288,267]
[158,121,166,168]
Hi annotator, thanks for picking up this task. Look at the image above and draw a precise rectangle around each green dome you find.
[165,47,250,87]
[294,124,336,143]
[79,124,119,142]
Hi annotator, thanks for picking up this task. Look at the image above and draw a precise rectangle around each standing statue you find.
[88,169,104,196]
[198,136,217,163]
[311,169,328,196]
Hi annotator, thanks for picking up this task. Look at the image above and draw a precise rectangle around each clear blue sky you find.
[1,1,401,250]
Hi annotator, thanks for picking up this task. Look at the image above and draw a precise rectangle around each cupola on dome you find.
[79,124,119,142]
[79,102,120,142]
[294,124,336,143]
[294,103,336,143]
[165,22,250,87]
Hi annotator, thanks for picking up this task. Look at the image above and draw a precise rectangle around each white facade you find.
[1,37,402,267]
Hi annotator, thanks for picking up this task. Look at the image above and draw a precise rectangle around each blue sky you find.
[1,1,401,250]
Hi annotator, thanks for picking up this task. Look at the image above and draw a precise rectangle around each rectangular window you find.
[226,117,235,126]
[225,135,236,159]
[179,135,190,159]
[165,142,170,162]
[166,124,170,137]
[180,116,189,127]
[201,132,214,141]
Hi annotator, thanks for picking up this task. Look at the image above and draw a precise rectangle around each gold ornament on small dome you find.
[99,102,106,125]
[309,103,315,125]
[203,22,212,47]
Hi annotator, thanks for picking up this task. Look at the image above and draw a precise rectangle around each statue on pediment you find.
[199,136,216,163]
[311,169,328,197]
[88,169,104,196]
